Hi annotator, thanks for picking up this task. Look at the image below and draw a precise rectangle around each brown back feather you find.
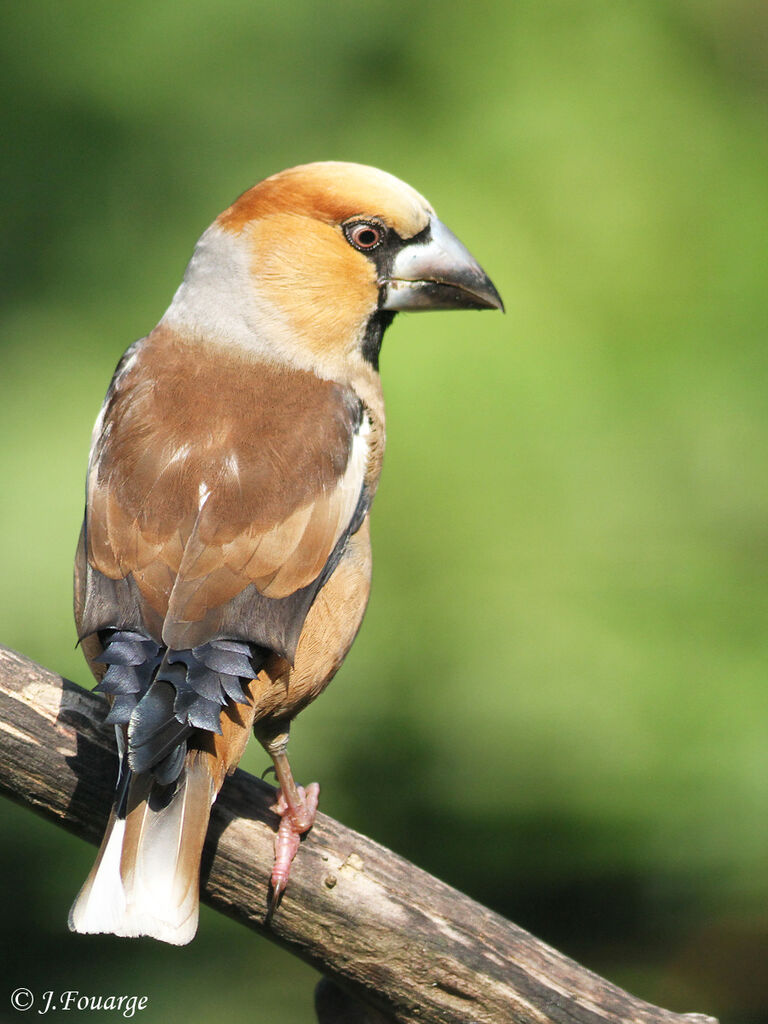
[79,326,366,660]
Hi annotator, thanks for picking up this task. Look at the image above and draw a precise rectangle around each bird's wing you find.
[160,403,370,657]
[77,330,370,664]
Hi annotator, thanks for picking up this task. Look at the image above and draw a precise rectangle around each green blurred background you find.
[1,1,767,1021]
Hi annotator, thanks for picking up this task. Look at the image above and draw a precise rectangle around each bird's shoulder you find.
[91,325,364,524]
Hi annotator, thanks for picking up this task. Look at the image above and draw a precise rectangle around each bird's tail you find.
[68,746,215,945]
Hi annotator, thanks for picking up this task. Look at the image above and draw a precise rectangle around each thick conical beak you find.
[380,217,504,313]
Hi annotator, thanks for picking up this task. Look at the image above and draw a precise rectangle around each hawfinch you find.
[69,162,503,944]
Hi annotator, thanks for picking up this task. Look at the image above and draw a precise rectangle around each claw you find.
[267,875,287,918]
[261,764,277,781]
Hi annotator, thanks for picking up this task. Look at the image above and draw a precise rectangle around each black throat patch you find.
[360,310,395,370]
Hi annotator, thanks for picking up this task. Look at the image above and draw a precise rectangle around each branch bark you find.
[0,644,717,1024]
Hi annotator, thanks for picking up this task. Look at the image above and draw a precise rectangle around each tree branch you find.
[0,644,717,1024]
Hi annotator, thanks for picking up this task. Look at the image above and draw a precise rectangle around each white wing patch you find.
[341,413,371,507]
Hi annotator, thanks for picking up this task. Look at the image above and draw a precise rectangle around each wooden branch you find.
[0,644,717,1024]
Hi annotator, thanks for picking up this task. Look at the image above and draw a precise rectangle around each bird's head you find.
[162,161,503,377]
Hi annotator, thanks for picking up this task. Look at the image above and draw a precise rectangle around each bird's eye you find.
[344,221,383,251]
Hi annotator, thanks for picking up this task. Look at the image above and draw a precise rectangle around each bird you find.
[68,161,503,944]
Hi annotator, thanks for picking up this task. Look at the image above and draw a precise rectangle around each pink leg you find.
[255,723,320,909]
[270,781,320,904]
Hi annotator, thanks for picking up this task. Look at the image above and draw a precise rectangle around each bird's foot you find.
[269,782,320,910]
